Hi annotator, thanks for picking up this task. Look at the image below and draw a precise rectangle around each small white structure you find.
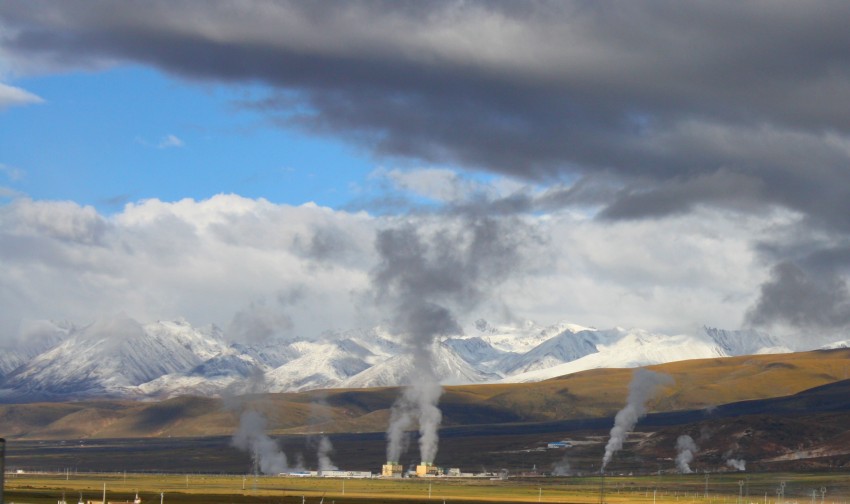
[319,470,372,479]
[283,471,312,477]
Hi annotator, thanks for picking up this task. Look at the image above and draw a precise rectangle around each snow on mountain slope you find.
[138,335,381,398]
[821,340,850,350]
[472,319,594,354]
[503,329,726,383]
[1,316,227,398]
[229,338,301,369]
[347,328,405,361]
[264,339,373,392]
[442,336,507,367]
[701,326,790,355]
[498,327,605,375]
[0,320,72,377]
[341,340,501,389]
[0,314,833,400]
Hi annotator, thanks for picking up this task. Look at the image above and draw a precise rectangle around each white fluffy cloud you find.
[0,191,785,346]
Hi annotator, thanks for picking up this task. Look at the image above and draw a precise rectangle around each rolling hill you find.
[3,348,850,440]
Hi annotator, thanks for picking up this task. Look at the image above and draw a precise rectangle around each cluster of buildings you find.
[381,461,477,478]
[285,461,485,479]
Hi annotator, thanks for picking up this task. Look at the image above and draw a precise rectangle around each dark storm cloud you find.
[745,261,850,333]
[4,0,850,331]
[372,216,533,331]
[3,2,850,218]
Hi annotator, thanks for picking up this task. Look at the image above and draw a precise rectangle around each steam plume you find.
[726,458,746,471]
[307,395,338,471]
[385,337,448,463]
[675,435,698,473]
[316,436,337,471]
[551,455,571,476]
[373,218,530,464]
[386,406,414,463]
[232,410,289,475]
[601,368,672,471]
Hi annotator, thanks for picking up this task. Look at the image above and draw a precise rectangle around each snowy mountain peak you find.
[701,326,789,356]
[0,316,840,401]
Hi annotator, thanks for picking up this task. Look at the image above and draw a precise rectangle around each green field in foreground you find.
[5,471,850,504]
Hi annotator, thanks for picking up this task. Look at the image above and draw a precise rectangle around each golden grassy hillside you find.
[2,348,849,439]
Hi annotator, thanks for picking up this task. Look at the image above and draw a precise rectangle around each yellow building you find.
[382,462,403,477]
[415,462,440,477]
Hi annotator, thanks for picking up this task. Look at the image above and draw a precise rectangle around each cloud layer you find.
[0,188,777,346]
[2,1,850,337]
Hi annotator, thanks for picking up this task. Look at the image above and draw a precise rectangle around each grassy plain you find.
[6,471,850,504]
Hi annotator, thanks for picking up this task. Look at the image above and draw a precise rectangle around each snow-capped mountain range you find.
[0,314,817,402]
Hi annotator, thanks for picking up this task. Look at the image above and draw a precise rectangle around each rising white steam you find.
[601,368,673,471]
[373,219,530,464]
[232,410,289,475]
[675,435,698,473]
[551,455,571,476]
[386,351,444,463]
[726,458,746,471]
[316,435,337,471]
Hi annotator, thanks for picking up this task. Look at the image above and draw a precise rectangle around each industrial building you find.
[381,462,403,478]
[415,462,442,477]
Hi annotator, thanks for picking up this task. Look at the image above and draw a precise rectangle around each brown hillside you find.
[2,348,849,440]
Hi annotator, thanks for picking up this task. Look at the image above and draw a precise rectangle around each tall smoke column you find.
[675,435,698,473]
[373,218,531,465]
[382,300,459,464]
[601,368,673,471]
[232,410,289,475]
[385,406,413,463]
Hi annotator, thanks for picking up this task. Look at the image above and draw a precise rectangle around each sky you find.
[1,1,850,348]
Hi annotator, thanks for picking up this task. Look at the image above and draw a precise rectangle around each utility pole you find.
[0,438,5,504]
[600,470,606,504]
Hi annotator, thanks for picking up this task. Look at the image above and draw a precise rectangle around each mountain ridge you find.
[0,315,813,402]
